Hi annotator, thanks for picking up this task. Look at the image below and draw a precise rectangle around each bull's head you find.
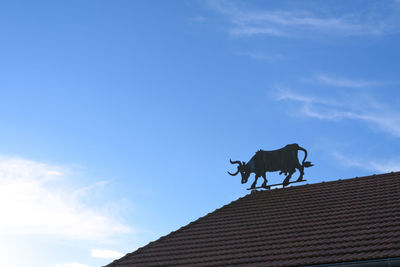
[228,159,250,184]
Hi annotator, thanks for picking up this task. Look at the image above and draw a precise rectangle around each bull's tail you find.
[298,146,314,168]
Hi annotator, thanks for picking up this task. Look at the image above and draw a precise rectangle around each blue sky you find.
[1,1,400,266]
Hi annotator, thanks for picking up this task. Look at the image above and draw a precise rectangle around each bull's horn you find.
[230,159,242,165]
[227,170,240,176]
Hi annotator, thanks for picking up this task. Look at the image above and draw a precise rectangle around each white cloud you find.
[313,74,400,88]
[190,16,207,23]
[276,88,334,105]
[208,0,397,37]
[369,161,400,173]
[276,89,400,137]
[236,51,284,62]
[0,156,132,241]
[72,180,110,198]
[332,151,400,173]
[55,263,90,267]
[316,74,376,88]
[91,249,124,259]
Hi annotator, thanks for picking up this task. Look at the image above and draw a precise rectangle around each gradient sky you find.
[1,1,400,266]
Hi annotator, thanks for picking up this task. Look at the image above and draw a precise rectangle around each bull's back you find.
[262,150,286,171]
[261,147,301,172]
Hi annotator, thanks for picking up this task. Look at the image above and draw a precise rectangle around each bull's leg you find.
[251,175,259,189]
[261,173,269,189]
[283,169,295,187]
[296,166,305,182]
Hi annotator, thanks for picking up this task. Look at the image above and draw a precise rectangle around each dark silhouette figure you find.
[228,143,313,189]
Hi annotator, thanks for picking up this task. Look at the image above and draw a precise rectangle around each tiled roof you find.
[106,172,400,267]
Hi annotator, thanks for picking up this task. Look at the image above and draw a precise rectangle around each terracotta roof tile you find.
[106,172,400,266]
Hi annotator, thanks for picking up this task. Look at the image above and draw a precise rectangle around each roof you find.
[106,172,400,267]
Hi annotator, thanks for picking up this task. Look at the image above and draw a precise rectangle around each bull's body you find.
[228,143,313,189]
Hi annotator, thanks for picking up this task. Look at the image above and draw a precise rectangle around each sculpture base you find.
[247,180,307,190]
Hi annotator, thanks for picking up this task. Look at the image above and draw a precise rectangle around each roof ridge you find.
[249,171,400,195]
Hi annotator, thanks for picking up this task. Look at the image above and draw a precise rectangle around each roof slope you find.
[106,172,400,267]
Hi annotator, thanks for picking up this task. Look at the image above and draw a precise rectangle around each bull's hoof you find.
[262,185,271,190]
[296,177,304,182]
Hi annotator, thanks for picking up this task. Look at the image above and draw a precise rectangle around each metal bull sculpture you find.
[228,143,313,189]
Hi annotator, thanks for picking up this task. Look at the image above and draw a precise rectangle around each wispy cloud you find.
[276,88,400,137]
[55,263,89,267]
[72,180,110,198]
[189,16,207,23]
[0,156,132,241]
[310,74,400,88]
[91,249,124,259]
[333,151,400,173]
[236,51,284,62]
[208,0,398,37]
[316,74,377,88]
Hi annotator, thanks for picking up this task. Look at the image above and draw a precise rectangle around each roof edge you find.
[105,171,400,266]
